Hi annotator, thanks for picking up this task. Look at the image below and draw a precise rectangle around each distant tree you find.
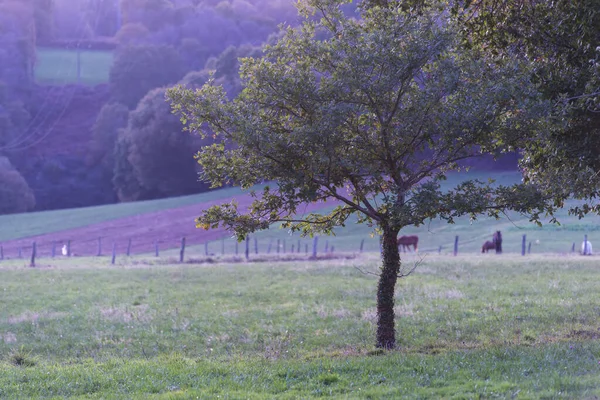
[0,156,35,215]
[0,1,36,93]
[115,23,150,45]
[52,0,94,40]
[168,0,553,348]
[84,0,120,37]
[109,44,185,109]
[88,102,129,167]
[0,82,31,151]
[113,87,208,201]
[178,38,210,71]
[120,0,174,32]
[112,135,146,202]
[31,0,54,42]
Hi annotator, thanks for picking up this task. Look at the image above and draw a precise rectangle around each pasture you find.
[1,171,597,260]
[1,254,600,398]
[35,48,113,86]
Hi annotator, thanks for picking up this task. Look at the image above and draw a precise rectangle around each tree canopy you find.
[168,0,554,348]
[449,0,600,216]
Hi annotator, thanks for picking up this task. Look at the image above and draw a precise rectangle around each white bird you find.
[61,245,68,256]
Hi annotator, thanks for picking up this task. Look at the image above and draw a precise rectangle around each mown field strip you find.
[1,254,599,398]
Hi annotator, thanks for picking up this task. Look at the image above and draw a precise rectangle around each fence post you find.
[521,234,527,256]
[528,241,532,254]
[331,246,334,254]
[325,240,329,253]
[438,245,442,254]
[205,241,209,256]
[67,240,71,257]
[245,236,250,260]
[311,236,319,259]
[0,245,3,260]
[276,239,280,254]
[359,239,365,253]
[283,239,286,253]
[221,238,225,256]
[126,238,132,257]
[111,243,116,265]
[155,240,159,257]
[18,247,22,258]
[571,242,575,253]
[453,235,459,256]
[51,241,56,258]
[180,237,186,263]
[30,242,36,267]
[291,245,295,253]
[305,244,308,254]
[297,240,301,253]
[583,234,589,255]
[254,237,258,254]
[97,237,102,256]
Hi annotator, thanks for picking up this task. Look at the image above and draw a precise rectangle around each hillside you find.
[1,171,598,261]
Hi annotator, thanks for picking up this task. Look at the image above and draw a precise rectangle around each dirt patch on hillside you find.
[0,193,340,259]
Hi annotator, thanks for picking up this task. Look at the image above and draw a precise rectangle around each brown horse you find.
[481,240,495,253]
[397,235,419,252]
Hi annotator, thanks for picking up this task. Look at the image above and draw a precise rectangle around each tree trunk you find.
[376,226,401,349]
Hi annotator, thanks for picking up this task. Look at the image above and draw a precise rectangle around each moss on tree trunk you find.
[376,226,401,349]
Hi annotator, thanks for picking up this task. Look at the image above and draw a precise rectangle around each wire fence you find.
[0,232,595,267]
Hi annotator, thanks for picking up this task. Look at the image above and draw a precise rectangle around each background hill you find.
[0,0,520,216]
[1,171,597,262]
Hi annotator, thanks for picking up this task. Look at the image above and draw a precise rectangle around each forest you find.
[1,0,596,215]
[0,0,303,213]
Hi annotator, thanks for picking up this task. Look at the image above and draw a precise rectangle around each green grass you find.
[0,186,256,242]
[1,170,595,257]
[1,255,600,398]
[35,48,113,85]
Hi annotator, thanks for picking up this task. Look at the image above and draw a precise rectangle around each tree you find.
[0,1,37,94]
[113,87,209,202]
[109,44,185,109]
[0,81,31,151]
[450,0,600,216]
[0,156,35,215]
[115,23,150,46]
[168,0,552,348]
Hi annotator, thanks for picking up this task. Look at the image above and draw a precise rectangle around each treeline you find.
[0,0,295,214]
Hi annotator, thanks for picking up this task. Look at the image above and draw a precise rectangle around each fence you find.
[0,233,595,267]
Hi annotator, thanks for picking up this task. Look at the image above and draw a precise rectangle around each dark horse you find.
[397,235,419,252]
[482,231,503,254]
[481,240,495,253]
[493,230,502,254]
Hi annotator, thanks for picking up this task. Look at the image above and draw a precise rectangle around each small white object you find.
[581,241,593,255]
[61,245,68,256]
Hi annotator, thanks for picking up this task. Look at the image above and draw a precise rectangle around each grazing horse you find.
[493,230,503,254]
[481,240,495,253]
[397,235,419,253]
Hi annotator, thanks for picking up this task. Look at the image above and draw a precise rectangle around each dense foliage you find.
[113,87,209,202]
[0,156,35,214]
[450,0,600,216]
[109,45,185,109]
[169,0,554,348]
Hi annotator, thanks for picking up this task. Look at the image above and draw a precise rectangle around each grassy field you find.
[0,186,257,243]
[35,47,113,86]
[1,254,599,398]
[3,171,597,257]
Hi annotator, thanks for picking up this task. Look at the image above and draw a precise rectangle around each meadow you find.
[35,48,113,86]
[1,254,600,398]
